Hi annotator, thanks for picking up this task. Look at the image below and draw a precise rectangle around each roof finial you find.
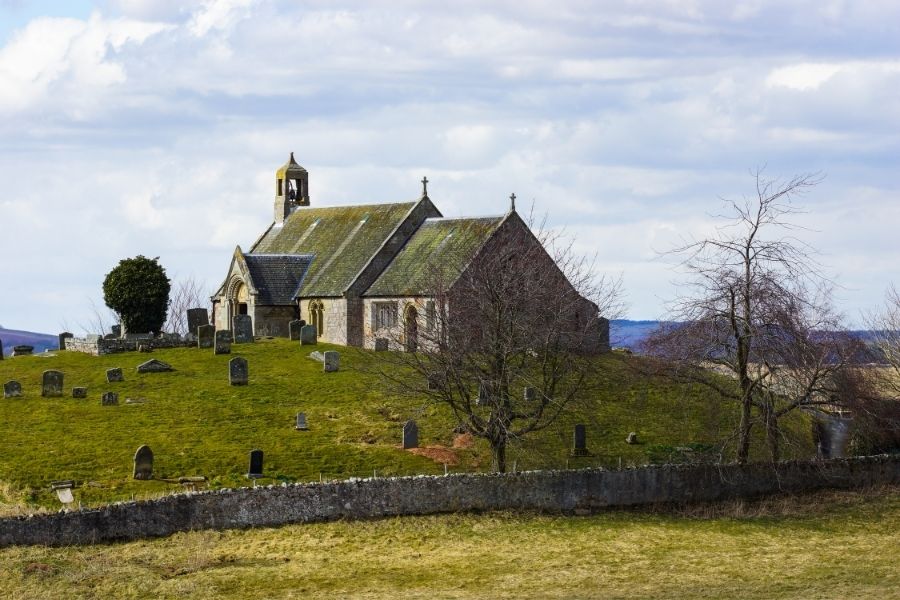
[421,176,429,198]
[289,151,296,164]
[509,193,516,212]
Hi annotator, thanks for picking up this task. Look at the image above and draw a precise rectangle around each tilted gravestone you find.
[42,370,63,397]
[402,420,418,449]
[247,449,264,479]
[133,445,154,480]
[58,332,73,351]
[295,412,308,431]
[214,330,233,355]
[101,391,119,406]
[106,368,124,383]
[197,324,215,349]
[229,357,248,385]
[289,320,303,341]
[233,314,254,344]
[72,387,87,399]
[323,351,339,373]
[136,359,174,373]
[523,387,536,401]
[626,432,638,445]
[3,381,22,398]
[374,338,388,352]
[186,308,209,336]
[572,423,588,456]
[300,324,317,345]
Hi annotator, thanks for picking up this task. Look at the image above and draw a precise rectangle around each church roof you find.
[364,216,504,297]
[243,254,314,305]
[250,201,419,297]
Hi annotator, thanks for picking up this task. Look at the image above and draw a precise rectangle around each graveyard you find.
[0,336,800,511]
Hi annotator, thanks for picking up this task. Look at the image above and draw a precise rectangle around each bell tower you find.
[274,152,309,224]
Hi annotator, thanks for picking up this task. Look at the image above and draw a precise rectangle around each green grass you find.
[0,486,896,599]
[0,339,811,509]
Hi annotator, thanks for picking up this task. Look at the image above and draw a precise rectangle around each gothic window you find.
[309,300,325,336]
[373,302,397,330]
[425,300,435,332]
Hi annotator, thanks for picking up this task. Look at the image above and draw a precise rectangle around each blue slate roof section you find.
[244,254,314,305]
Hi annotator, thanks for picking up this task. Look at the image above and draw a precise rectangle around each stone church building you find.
[212,154,609,352]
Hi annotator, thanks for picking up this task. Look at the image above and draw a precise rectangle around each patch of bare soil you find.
[452,433,475,449]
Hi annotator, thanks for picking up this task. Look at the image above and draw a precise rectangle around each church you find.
[212,154,609,352]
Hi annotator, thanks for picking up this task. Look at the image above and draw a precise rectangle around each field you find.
[0,486,896,599]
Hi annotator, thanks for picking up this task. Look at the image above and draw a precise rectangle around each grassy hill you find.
[0,338,813,510]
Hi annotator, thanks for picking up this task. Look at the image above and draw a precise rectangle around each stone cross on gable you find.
[421,176,429,197]
[510,193,516,212]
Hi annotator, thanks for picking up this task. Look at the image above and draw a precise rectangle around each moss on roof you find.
[364,216,504,297]
[251,202,417,297]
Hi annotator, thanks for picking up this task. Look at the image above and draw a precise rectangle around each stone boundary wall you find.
[63,336,194,356]
[1,455,897,547]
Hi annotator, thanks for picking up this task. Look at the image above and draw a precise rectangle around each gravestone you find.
[214,330,233,354]
[626,432,638,445]
[402,420,418,449]
[137,343,152,353]
[3,381,22,398]
[72,387,87,398]
[111,324,122,338]
[58,332,73,351]
[323,351,339,372]
[187,308,209,336]
[106,368,124,383]
[476,381,491,406]
[247,449,264,479]
[42,370,63,397]
[374,338,388,352]
[56,487,74,505]
[13,345,33,357]
[300,324,317,345]
[133,445,154,480]
[229,357,248,385]
[289,320,303,341]
[524,387,536,401]
[295,412,308,431]
[197,324,215,349]
[101,391,119,406]
[572,423,588,456]
[137,359,174,373]
[427,374,440,390]
[233,314,254,344]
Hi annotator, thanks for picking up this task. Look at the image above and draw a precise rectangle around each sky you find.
[1,0,899,334]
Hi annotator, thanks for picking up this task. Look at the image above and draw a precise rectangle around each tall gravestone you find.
[58,332,73,351]
[247,449,264,479]
[101,391,119,406]
[3,381,22,398]
[295,412,308,431]
[133,445,154,480]
[476,381,491,406]
[233,315,254,343]
[289,320,303,341]
[300,325,317,345]
[214,330,233,355]
[572,423,588,456]
[106,368,124,383]
[229,357,248,385]
[42,370,63,397]
[402,420,418,449]
[187,308,209,336]
[323,351,339,372]
[197,324,215,349]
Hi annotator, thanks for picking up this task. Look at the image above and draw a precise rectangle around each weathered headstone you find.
[572,423,588,456]
[133,445,154,480]
[111,324,122,338]
[229,357,248,385]
[300,324,317,345]
[197,324,215,349]
[106,368,124,383]
[187,308,209,336]
[42,370,63,397]
[626,432,638,445]
[136,359,174,373]
[56,487,74,505]
[323,351,339,372]
[295,412,308,431]
[58,332,73,350]
[214,330,232,354]
[524,387,536,401]
[402,420,418,449]
[101,391,119,406]
[289,319,303,341]
[72,387,87,398]
[233,314,254,344]
[374,338,388,351]
[3,381,22,398]
[427,373,441,390]
[476,381,491,406]
[13,345,33,357]
[247,449,264,479]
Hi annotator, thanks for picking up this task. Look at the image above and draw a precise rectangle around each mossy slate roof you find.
[244,254,313,305]
[364,216,504,297]
[251,202,417,297]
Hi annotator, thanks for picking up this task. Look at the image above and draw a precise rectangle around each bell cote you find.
[275,152,309,223]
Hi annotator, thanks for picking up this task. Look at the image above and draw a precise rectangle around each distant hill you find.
[609,320,662,350]
[0,327,58,356]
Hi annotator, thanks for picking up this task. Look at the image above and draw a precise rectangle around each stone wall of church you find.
[253,305,297,338]
[362,296,436,351]
[299,297,349,345]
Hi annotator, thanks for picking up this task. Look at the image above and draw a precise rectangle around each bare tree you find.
[370,211,623,472]
[856,286,900,453]
[163,276,210,335]
[644,170,856,463]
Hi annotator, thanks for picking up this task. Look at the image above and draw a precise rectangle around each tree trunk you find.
[764,402,780,463]
[491,437,507,473]
[737,398,752,464]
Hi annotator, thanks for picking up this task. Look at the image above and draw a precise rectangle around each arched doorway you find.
[234,283,249,316]
[404,305,418,353]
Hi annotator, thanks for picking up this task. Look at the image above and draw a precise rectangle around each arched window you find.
[404,304,418,353]
[308,300,325,337]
